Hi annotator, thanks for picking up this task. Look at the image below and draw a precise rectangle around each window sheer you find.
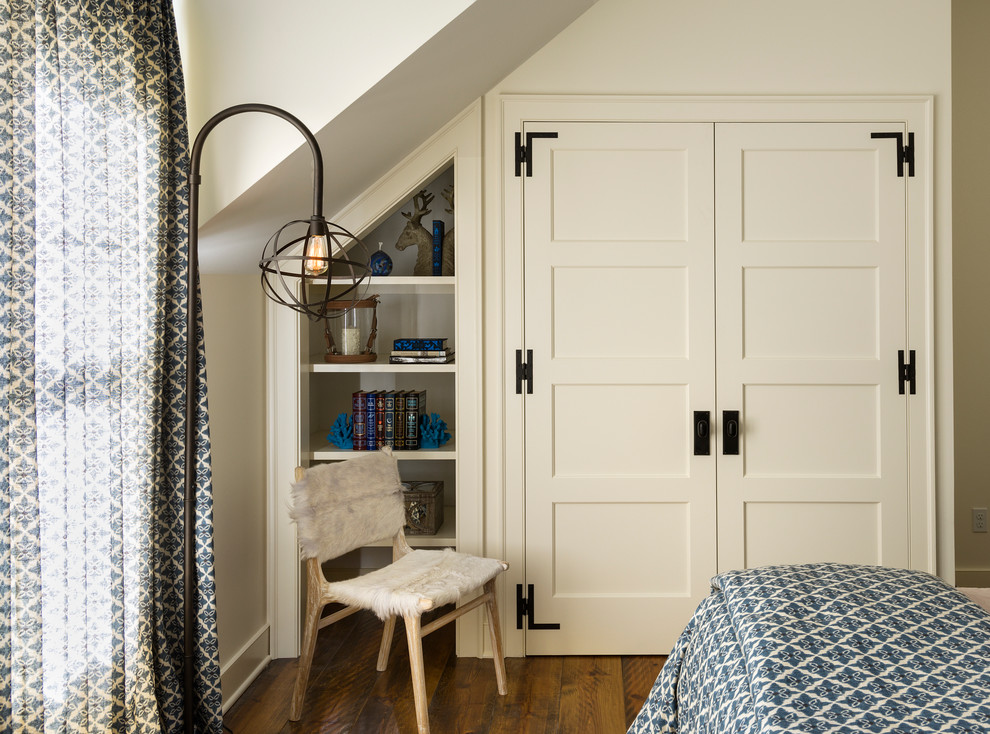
[1,1,221,731]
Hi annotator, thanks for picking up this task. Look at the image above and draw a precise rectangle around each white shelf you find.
[321,275,454,295]
[307,435,457,462]
[307,359,456,374]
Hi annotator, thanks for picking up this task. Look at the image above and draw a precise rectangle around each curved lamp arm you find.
[183,104,326,734]
[189,103,324,216]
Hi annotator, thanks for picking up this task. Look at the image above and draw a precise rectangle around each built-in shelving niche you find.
[272,101,482,659]
[309,163,459,577]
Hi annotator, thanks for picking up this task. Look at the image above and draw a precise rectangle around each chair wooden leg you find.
[377,615,396,671]
[403,614,431,734]
[290,581,323,721]
[484,579,508,695]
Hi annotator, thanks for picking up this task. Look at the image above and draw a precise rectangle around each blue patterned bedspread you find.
[628,564,990,733]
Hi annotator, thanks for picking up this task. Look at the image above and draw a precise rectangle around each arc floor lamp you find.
[184,104,368,732]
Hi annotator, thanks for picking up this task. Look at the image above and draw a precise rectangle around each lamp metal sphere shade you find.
[259,218,372,320]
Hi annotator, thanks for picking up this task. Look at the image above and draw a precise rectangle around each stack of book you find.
[389,337,454,364]
[351,389,426,451]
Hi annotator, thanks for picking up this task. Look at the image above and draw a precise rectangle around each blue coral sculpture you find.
[327,412,353,449]
[419,412,451,449]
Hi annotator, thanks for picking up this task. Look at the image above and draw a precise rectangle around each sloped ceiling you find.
[196,0,599,273]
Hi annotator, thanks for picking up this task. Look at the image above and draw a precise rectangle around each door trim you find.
[484,95,938,658]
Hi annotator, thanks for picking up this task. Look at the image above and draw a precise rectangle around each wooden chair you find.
[287,449,508,733]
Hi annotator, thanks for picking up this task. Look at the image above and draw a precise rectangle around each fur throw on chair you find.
[288,449,405,562]
[327,548,507,619]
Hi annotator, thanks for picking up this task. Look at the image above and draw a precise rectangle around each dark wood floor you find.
[223,605,665,733]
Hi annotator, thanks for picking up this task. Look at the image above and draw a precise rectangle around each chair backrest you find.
[289,449,405,562]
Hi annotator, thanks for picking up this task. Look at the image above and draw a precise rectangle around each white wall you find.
[482,0,955,578]
[498,0,950,98]
[173,0,475,222]
[201,275,269,705]
[952,0,990,587]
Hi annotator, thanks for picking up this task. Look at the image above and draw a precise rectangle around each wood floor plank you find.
[222,608,666,734]
[621,655,665,726]
[237,602,367,733]
[223,658,296,734]
[427,656,499,734]
[349,609,455,733]
[557,656,626,734]
[488,656,563,734]
[288,609,392,732]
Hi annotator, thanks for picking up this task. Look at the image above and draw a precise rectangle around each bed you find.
[628,564,990,733]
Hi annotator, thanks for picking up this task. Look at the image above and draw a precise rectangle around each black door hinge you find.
[871,131,915,177]
[899,349,916,395]
[515,349,533,394]
[514,131,558,177]
[516,584,560,630]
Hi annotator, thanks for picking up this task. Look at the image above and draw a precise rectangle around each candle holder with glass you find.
[323,296,379,363]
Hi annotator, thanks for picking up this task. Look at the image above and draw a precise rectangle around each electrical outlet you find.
[973,507,989,533]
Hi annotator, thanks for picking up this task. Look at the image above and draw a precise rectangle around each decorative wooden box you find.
[402,481,444,535]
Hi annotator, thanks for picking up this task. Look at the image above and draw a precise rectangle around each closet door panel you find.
[715,122,909,571]
[744,502,882,568]
[742,266,879,359]
[522,122,716,655]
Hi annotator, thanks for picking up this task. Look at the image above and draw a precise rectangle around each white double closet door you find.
[521,121,912,654]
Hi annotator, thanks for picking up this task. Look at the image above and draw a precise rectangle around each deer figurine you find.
[394,188,454,276]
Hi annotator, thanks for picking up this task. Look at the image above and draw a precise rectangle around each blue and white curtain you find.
[1,1,221,732]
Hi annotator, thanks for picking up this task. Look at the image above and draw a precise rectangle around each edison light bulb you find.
[303,233,329,276]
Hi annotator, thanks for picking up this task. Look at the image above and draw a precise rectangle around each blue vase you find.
[369,247,393,276]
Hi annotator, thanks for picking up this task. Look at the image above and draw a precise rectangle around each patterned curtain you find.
[1,1,222,732]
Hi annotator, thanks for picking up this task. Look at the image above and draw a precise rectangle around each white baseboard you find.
[220,626,271,713]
